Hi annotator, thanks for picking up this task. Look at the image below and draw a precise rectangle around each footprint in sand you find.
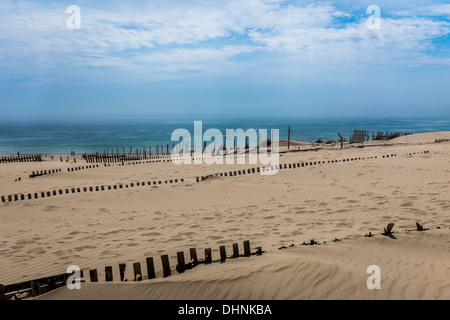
[15,239,35,245]
[27,248,46,255]
[43,206,59,212]
[73,245,96,251]
[208,235,223,240]
[127,243,139,247]
[141,232,162,237]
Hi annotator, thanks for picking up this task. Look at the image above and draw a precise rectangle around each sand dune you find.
[1,131,449,299]
[37,229,450,300]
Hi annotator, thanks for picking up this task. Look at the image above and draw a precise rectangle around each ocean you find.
[0,115,449,155]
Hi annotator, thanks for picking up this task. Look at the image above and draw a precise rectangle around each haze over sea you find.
[0,115,449,155]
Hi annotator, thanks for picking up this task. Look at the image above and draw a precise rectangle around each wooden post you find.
[119,263,126,281]
[232,243,239,258]
[220,245,227,262]
[204,248,212,264]
[89,269,98,282]
[47,277,56,291]
[190,248,198,266]
[30,280,40,297]
[288,126,290,150]
[146,257,156,280]
[133,262,143,281]
[105,266,113,282]
[338,133,343,149]
[243,240,251,257]
[161,255,171,277]
[177,251,186,273]
[0,284,5,300]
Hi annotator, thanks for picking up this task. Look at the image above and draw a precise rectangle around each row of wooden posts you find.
[0,154,42,163]
[67,164,99,172]
[194,156,376,182]
[29,168,62,178]
[84,154,174,163]
[1,178,185,203]
[435,139,450,143]
[84,139,276,164]
[1,151,430,204]
[0,241,262,300]
[84,144,177,163]
[194,151,432,182]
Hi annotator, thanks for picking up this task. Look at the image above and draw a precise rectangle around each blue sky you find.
[0,0,449,119]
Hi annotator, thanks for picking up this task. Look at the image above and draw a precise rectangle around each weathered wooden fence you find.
[0,240,262,300]
[0,154,42,163]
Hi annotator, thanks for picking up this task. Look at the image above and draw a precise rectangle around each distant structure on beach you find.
[349,130,413,143]
[349,130,370,143]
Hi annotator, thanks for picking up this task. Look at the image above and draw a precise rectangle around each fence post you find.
[119,263,127,281]
[256,247,262,255]
[89,269,98,282]
[0,284,5,300]
[105,266,113,282]
[204,248,212,264]
[232,243,239,258]
[146,257,156,280]
[243,240,251,257]
[177,252,185,273]
[190,248,198,266]
[220,245,227,262]
[161,255,171,278]
[133,262,143,281]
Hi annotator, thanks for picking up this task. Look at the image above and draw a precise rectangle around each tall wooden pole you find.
[288,126,290,150]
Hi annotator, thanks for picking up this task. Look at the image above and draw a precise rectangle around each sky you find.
[0,0,449,119]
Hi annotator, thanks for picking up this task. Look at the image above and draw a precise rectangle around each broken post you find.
[382,223,395,236]
[338,133,344,149]
[416,222,424,231]
[133,262,143,281]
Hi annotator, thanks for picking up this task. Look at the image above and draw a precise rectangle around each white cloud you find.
[0,0,449,81]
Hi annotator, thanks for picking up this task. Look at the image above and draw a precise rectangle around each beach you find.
[0,131,449,300]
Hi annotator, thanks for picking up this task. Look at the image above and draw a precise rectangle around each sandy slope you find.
[1,131,449,299]
[37,229,450,300]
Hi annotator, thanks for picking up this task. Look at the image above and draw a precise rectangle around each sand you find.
[0,131,449,300]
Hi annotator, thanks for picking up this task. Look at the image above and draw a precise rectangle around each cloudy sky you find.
[0,0,449,119]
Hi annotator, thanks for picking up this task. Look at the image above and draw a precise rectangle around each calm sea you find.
[0,115,449,155]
